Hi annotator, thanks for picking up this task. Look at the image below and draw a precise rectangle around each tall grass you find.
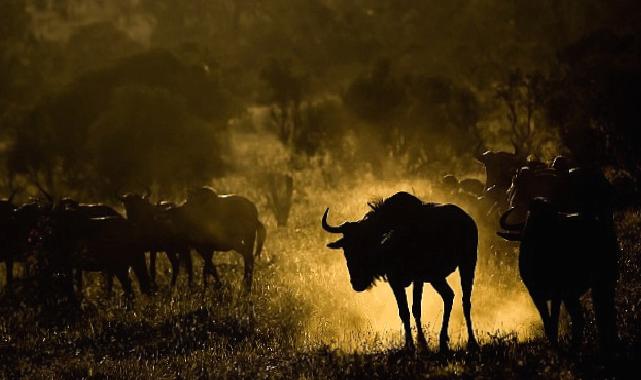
[0,168,639,378]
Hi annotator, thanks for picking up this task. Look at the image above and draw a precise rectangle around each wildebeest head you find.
[120,193,153,221]
[322,208,382,292]
[322,192,423,291]
[477,151,524,192]
[498,197,557,241]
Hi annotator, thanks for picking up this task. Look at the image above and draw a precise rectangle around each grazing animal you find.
[459,178,485,198]
[43,206,152,299]
[498,198,618,349]
[120,194,192,287]
[476,150,525,195]
[322,192,479,351]
[60,198,125,292]
[505,164,614,226]
[1,200,48,291]
[0,192,17,289]
[177,187,266,292]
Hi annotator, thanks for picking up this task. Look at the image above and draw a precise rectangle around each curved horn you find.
[321,208,344,233]
[499,207,524,231]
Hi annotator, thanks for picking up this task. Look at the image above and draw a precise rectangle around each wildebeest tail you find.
[254,220,266,257]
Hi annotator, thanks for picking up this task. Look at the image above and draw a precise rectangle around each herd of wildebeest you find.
[0,150,625,353]
[323,152,619,353]
[0,186,265,300]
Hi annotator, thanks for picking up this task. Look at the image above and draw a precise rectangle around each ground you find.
[0,176,639,379]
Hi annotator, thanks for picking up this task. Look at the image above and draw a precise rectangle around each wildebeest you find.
[59,198,127,292]
[178,187,266,292]
[322,192,478,351]
[504,163,615,226]
[0,192,17,289]
[43,204,152,299]
[476,150,525,195]
[0,199,50,291]
[120,193,192,287]
[498,198,618,349]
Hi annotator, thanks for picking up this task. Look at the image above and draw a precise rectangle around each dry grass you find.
[0,172,639,379]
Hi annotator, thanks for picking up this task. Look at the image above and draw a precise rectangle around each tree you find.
[88,85,227,196]
[6,49,234,198]
[546,29,641,181]
[259,59,308,149]
[495,69,547,158]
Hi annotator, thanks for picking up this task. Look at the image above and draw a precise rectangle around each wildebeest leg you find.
[115,270,134,307]
[5,257,13,292]
[104,272,114,297]
[549,298,561,345]
[412,281,428,350]
[459,262,478,350]
[243,232,256,293]
[166,251,180,288]
[431,279,454,352]
[199,250,220,288]
[530,294,553,343]
[149,251,157,285]
[592,282,617,350]
[75,269,83,296]
[131,253,152,296]
[183,250,193,286]
[243,250,254,293]
[391,284,414,351]
[564,296,584,347]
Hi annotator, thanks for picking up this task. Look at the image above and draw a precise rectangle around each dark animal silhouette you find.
[59,198,125,292]
[498,198,618,349]
[44,206,152,299]
[440,175,485,216]
[176,187,266,292]
[0,192,17,289]
[459,178,485,198]
[322,192,478,351]
[475,150,526,218]
[505,163,614,226]
[476,150,524,194]
[60,198,122,218]
[1,199,48,291]
[120,193,192,288]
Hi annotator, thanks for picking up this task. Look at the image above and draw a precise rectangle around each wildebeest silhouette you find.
[43,204,152,300]
[505,164,615,227]
[0,192,17,290]
[120,193,192,288]
[322,192,478,351]
[177,187,266,292]
[1,199,48,291]
[476,150,524,194]
[498,198,618,349]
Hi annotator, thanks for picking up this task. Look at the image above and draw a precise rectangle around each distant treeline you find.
[1,0,641,198]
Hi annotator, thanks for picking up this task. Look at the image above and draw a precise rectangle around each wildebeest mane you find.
[364,192,436,224]
[351,192,433,289]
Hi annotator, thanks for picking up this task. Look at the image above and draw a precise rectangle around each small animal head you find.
[322,209,379,292]
[119,192,154,220]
